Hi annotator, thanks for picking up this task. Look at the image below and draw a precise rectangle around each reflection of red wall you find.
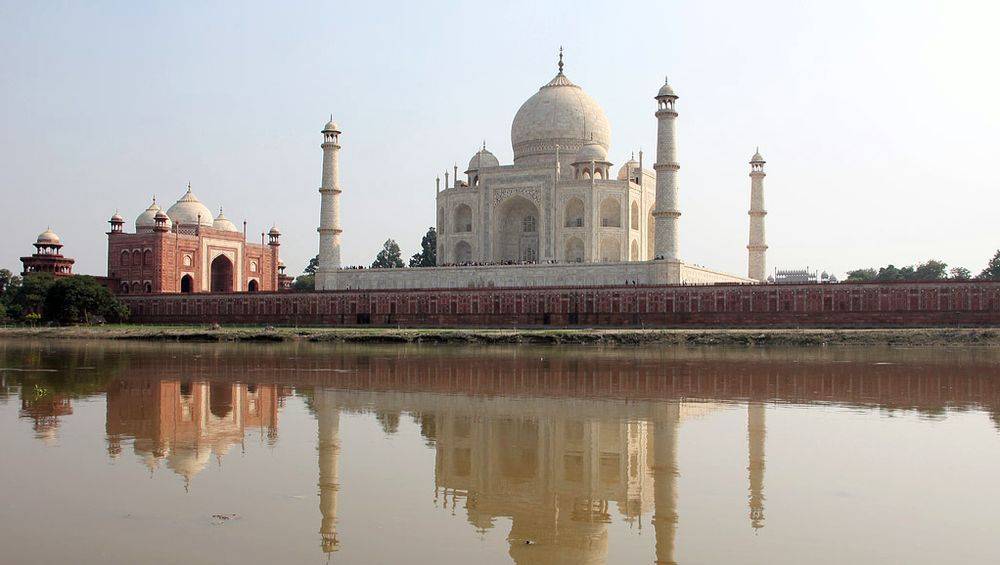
[120,280,1000,327]
[113,349,1000,419]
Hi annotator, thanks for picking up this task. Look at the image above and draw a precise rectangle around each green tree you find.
[7,273,55,320]
[292,273,315,291]
[43,275,129,324]
[979,250,1000,280]
[304,255,319,275]
[0,269,20,294]
[372,239,404,268]
[408,227,437,267]
[948,266,971,280]
[846,268,877,281]
[913,260,947,280]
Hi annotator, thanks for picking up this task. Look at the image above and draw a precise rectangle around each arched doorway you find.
[180,274,193,293]
[248,279,259,292]
[564,197,585,228]
[210,255,234,292]
[495,196,540,263]
[454,241,472,264]
[565,237,585,263]
[600,237,621,262]
[454,204,472,233]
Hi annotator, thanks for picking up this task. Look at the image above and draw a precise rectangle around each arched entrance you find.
[248,279,259,292]
[180,274,193,293]
[454,241,472,264]
[495,196,540,263]
[210,255,234,292]
[565,237,585,262]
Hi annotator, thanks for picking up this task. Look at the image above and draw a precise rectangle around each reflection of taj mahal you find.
[311,390,767,564]
[316,51,765,290]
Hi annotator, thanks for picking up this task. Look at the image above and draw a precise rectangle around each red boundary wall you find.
[120,280,1000,327]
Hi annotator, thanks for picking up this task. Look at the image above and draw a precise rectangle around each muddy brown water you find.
[2,339,999,564]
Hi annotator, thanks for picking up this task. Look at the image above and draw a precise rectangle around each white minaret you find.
[316,117,342,289]
[748,149,767,281]
[653,77,680,262]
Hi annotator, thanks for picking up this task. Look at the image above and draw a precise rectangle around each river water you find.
[1,339,999,564]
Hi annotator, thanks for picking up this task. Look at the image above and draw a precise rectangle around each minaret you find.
[652,77,680,262]
[748,402,766,530]
[651,403,680,565]
[748,149,768,281]
[316,389,341,554]
[316,117,342,290]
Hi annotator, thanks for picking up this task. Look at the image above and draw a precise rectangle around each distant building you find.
[105,185,283,294]
[20,228,74,277]
[770,268,837,284]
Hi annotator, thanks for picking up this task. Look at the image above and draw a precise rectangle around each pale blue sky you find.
[2,0,998,278]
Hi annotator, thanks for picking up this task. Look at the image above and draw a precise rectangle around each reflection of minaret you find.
[748,402,766,530]
[651,403,680,565]
[316,390,341,554]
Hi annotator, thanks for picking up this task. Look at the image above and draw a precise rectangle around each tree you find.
[979,250,1000,280]
[913,260,947,280]
[409,227,437,267]
[372,239,404,268]
[949,266,971,280]
[304,255,319,275]
[6,273,55,320]
[0,269,20,294]
[846,268,877,281]
[292,273,315,291]
[43,275,129,324]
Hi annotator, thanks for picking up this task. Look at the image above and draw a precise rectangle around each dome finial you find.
[187,181,192,192]
[558,46,564,74]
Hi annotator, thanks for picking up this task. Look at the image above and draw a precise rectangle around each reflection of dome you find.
[467,147,500,172]
[166,444,212,482]
[511,64,610,164]
[213,209,239,232]
[36,228,60,245]
[135,199,161,231]
[166,185,214,227]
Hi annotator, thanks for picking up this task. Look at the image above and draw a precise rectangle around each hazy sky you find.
[2,0,998,279]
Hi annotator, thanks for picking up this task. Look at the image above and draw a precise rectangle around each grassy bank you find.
[1,325,999,347]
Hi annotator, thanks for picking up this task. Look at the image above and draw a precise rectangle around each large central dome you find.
[511,68,611,166]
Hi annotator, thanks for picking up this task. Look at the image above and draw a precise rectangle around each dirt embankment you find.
[2,325,999,347]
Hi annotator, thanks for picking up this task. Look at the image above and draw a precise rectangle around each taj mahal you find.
[315,50,768,291]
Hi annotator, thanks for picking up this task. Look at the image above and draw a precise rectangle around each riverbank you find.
[2,325,999,347]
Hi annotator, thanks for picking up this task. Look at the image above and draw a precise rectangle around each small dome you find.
[109,211,124,223]
[166,185,214,228]
[154,211,172,228]
[268,225,281,236]
[135,199,162,231]
[573,140,609,164]
[322,117,340,133]
[751,149,765,163]
[617,157,640,180]
[212,209,239,232]
[466,147,500,172]
[36,228,60,245]
[657,78,677,98]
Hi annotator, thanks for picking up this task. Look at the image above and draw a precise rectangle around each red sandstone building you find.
[20,228,75,277]
[106,185,283,294]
